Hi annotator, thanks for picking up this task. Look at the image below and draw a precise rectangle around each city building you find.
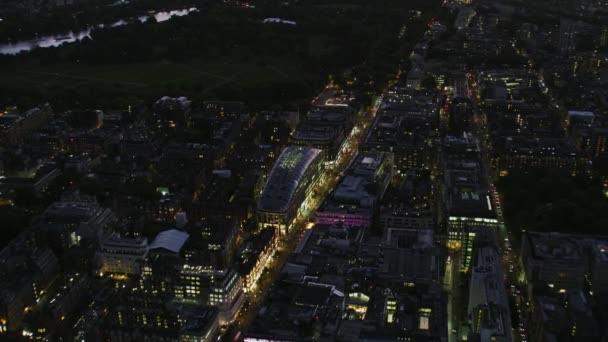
[40,191,117,252]
[379,171,435,231]
[290,108,354,163]
[316,152,393,228]
[521,232,586,294]
[529,291,601,342]
[377,229,443,285]
[362,88,437,173]
[184,216,239,271]
[176,267,245,325]
[0,104,52,145]
[559,18,580,55]
[237,228,277,292]
[136,229,245,326]
[106,304,220,342]
[467,247,512,342]
[245,278,346,341]
[283,223,363,280]
[442,134,497,272]
[154,96,192,129]
[341,284,448,341]
[257,146,323,235]
[96,233,149,275]
[0,163,61,194]
[589,240,608,296]
[0,232,58,332]
[202,101,248,121]
[493,136,590,176]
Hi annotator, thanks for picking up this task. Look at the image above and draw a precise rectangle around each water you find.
[0,7,197,55]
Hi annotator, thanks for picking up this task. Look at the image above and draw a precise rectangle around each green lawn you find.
[0,59,315,108]
[2,59,301,90]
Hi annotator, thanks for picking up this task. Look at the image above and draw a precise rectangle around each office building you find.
[316,152,393,228]
[97,233,149,275]
[467,247,512,342]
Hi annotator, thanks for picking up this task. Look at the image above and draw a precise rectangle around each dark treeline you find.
[0,0,441,110]
[497,169,608,237]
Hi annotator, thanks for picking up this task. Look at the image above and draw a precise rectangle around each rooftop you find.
[149,229,190,254]
[257,146,322,213]
[527,232,583,261]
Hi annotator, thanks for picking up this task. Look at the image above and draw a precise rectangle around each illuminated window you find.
[419,316,430,330]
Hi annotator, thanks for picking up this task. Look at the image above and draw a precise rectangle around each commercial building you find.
[96,233,149,275]
[245,279,346,341]
[290,123,346,161]
[176,267,245,325]
[290,108,354,163]
[379,206,435,231]
[443,136,496,230]
[137,229,245,326]
[442,134,497,272]
[184,216,239,271]
[283,223,363,280]
[40,191,117,252]
[106,304,220,342]
[178,306,220,342]
[344,284,448,341]
[379,171,435,231]
[362,88,436,173]
[316,152,393,228]
[467,247,512,342]
[237,228,277,292]
[257,146,323,235]
[378,229,443,284]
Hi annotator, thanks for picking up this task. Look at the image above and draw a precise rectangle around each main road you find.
[468,70,529,342]
[233,85,382,333]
